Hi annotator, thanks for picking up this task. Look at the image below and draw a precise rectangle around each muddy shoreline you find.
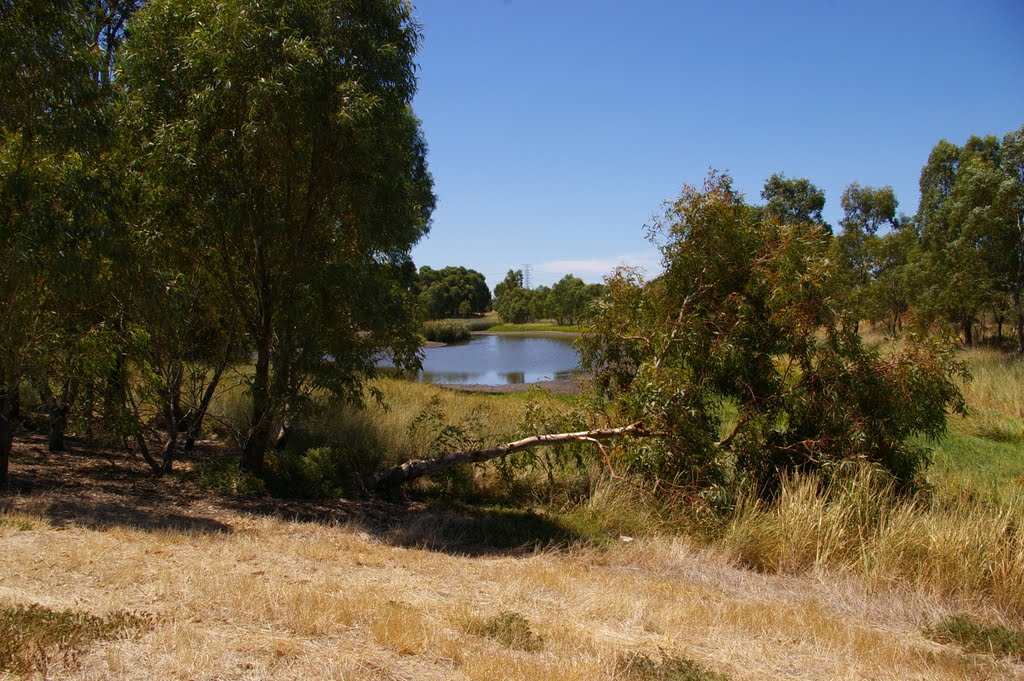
[435,377,583,395]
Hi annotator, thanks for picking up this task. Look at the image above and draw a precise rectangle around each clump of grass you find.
[0,512,44,532]
[0,603,152,677]
[926,614,1024,661]
[422,320,470,343]
[464,611,544,651]
[617,651,731,680]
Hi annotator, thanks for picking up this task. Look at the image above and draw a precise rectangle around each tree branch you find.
[367,422,655,491]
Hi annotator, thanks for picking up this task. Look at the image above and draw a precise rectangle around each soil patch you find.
[0,434,417,534]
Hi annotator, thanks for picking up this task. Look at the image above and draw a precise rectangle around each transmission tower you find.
[522,263,533,289]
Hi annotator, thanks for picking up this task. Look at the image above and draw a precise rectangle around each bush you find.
[264,446,352,499]
[421,320,470,344]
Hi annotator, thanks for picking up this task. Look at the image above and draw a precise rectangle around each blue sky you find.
[408,0,1024,289]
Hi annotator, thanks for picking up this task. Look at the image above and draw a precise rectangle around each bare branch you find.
[367,422,656,491]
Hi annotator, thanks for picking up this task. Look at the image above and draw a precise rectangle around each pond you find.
[392,334,582,386]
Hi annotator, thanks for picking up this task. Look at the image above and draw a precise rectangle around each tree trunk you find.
[183,349,230,453]
[1014,289,1024,357]
[368,423,647,491]
[135,428,160,473]
[124,383,161,474]
[241,316,272,474]
[161,365,183,473]
[48,392,70,452]
[38,379,74,452]
[963,317,974,347]
[8,385,19,424]
[273,416,292,452]
[0,388,13,486]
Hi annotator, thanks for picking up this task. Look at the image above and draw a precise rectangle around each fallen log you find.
[367,422,649,491]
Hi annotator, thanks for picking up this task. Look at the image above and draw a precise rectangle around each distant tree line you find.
[770,127,1024,352]
[493,271,606,325]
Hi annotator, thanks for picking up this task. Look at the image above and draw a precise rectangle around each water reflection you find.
[385,334,581,386]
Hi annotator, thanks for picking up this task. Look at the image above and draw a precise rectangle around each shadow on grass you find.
[5,433,593,555]
[381,501,589,556]
[2,434,234,535]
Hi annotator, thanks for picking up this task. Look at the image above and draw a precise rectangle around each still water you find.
[406,334,581,385]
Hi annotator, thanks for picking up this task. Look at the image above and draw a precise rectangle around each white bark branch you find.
[368,422,653,491]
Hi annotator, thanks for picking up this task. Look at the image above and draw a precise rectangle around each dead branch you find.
[367,422,655,491]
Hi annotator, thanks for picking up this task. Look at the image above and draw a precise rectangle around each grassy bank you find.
[485,323,583,334]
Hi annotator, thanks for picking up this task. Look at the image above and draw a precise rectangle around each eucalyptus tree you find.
[914,129,1024,348]
[548,274,596,325]
[494,269,533,323]
[120,0,435,473]
[942,128,1024,352]
[372,173,967,494]
[832,183,899,326]
[760,173,828,228]
[865,219,918,334]
[416,266,491,319]
[0,0,112,480]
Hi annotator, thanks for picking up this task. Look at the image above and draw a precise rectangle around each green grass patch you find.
[464,611,544,651]
[617,651,732,680]
[926,614,1024,661]
[462,318,501,331]
[0,603,152,677]
[927,424,1024,494]
[487,323,583,333]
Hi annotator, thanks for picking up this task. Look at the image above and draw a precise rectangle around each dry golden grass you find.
[720,469,1024,619]
[1,504,1021,680]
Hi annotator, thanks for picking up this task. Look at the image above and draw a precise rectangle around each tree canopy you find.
[416,266,490,318]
